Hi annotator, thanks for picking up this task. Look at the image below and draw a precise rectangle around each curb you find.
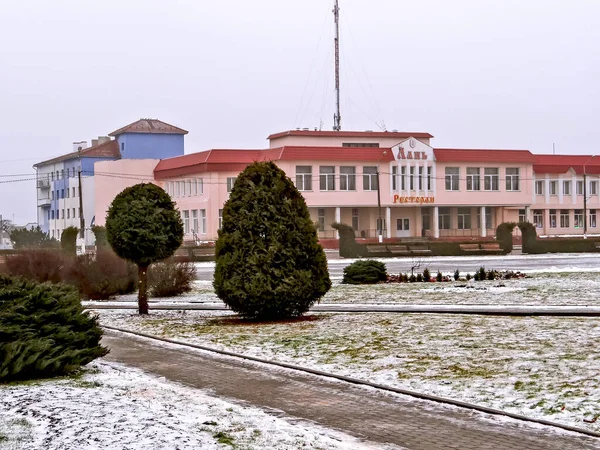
[103,325,600,440]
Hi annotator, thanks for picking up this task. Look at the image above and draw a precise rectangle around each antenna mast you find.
[333,0,341,131]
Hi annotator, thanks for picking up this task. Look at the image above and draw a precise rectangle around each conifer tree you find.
[214,161,331,320]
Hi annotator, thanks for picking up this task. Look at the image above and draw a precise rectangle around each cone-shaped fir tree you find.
[214,161,331,320]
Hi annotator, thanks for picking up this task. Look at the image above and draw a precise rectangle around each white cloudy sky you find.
[1,0,599,224]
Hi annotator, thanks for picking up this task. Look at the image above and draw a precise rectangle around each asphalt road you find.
[196,253,600,281]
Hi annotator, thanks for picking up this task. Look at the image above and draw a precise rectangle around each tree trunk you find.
[138,264,149,315]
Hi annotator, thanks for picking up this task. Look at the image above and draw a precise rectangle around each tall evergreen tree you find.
[106,183,183,314]
[214,161,331,320]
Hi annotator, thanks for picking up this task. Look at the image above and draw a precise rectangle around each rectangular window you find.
[427,166,432,191]
[61,169,64,179]
[320,166,336,191]
[445,168,459,191]
[295,166,312,191]
[187,180,192,196]
[218,209,223,230]
[175,181,180,197]
[47,210,50,221]
[457,207,471,230]
[590,181,598,196]
[227,177,237,193]
[418,166,423,190]
[533,210,543,228]
[590,209,597,228]
[438,207,451,230]
[197,179,204,195]
[66,188,70,198]
[192,179,197,196]
[317,208,326,232]
[183,210,190,234]
[484,168,499,191]
[535,180,544,195]
[78,208,81,218]
[192,209,198,235]
[72,187,76,197]
[518,209,526,222]
[72,208,75,218]
[51,191,54,200]
[342,142,379,148]
[409,167,415,191]
[340,166,356,191]
[61,209,64,219]
[362,166,377,191]
[67,209,70,219]
[422,208,431,230]
[392,166,397,191]
[506,168,520,191]
[351,208,359,231]
[560,209,570,228]
[549,181,558,196]
[466,167,480,191]
[401,166,406,190]
[51,172,54,181]
[574,209,584,228]
[577,181,584,195]
[200,209,207,234]
[563,181,571,195]
[61,189,65,198]
[549,209,557,228]
[181,181,186,196]
[51,210,55,220]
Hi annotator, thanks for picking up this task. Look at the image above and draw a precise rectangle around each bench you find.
[366,244,389,254]
[386,244,411,255]
[409,245,432,254]
[460,244,481,252]
[480,243,502,252]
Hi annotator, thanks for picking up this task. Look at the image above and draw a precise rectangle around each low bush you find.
[5,250,64,283]
[478,266,486,281]
[342,260,387,284]
[453,269,460,281]
[436,271,443,282]
[423,268,431,282]
[0,275,108,382]
[148,260,196,297]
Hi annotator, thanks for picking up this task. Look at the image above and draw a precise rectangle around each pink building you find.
[93,129,597,243]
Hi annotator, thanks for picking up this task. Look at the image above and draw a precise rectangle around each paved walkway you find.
[87,302,600,316]
[102,330,600,450]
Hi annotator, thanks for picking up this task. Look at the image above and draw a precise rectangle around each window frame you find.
[483,167,499,191]
[362,166,378,191]
[506,168,520,191]
[444,167,459,191]
[320,166,336,191]
[466,167,480,191]
[295,166,313,191]
[339,166,356,191]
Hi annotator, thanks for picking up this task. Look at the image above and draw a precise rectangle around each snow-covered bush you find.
[342,260,387,284]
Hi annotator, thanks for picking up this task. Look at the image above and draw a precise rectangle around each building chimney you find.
[73,141,88,152]
[98,136,111,145]
[91,138,99,147]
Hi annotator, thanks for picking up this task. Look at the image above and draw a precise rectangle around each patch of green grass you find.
[213,431,236,446]
[71,380,102,388]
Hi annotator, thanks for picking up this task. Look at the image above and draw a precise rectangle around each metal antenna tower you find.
[333,0,341,131]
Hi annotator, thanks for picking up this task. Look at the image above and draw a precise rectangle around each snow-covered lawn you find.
[97,310,600,433]
[0,361,393,450]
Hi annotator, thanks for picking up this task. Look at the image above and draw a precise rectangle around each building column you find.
[480,206,487,237]
[335,207,341,239]
[525,206,531,222]
[386,207,391,239]
[433,206,440,238]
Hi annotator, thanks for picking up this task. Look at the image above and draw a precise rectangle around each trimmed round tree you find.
[214,161,331,320]
[106,183,183,314]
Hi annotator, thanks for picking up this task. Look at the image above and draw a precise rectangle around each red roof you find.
[433,148,535,163]
[34,140,121,167]
[154,146,394,179]
[533,154,600,175]
[109,119,188,137]
[267,130,433,140]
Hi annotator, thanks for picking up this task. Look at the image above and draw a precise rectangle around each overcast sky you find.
[1,0,599,224]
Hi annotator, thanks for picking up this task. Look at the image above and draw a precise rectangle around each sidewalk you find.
[102,330,599,450]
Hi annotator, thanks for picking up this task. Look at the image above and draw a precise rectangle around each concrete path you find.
[102,330,600,450]
[87,301,600,316]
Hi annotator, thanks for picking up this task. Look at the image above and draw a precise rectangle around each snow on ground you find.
[0,361,398,450]
[97,310,600,433]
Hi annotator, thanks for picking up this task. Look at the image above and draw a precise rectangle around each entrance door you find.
[396,218,410,238]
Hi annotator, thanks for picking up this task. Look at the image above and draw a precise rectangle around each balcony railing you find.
[37,178,50,189]
[37,197,51,207]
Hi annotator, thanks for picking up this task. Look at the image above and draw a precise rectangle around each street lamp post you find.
[583,155,595,239]
[376,151,388,243]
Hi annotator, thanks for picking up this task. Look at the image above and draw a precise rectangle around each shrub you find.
[148,260,196,297]
[61,226,79,257]
[0,275,108,382]
[5,250,64,284]
[9,226,59,250]
[453,269,460,281]
[436,271,443,282]
[342,260,387,284]
[416,273,423,282]
[331,222,368,258]
[423,268,431,282]
[487,269,496,281]
[92,226,109,250]
[518,221,538,253]
[214,161,331,319]
[478,266,486,281]
[496,222,516,253]
[466,273,472,281]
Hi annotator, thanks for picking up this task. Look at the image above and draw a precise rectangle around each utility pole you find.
[333,0,341,131]
[78,169,85,251]
[583,155,595,239]
[376,150,388,243]
[0,214,3,250]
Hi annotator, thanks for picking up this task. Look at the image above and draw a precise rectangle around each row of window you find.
[422,207,493,230]
[51,186,78,200]
[180,209,207,235]
[42,167,80,182]
[534,179,598,196]
[531,209,597,229]
[165,179,204,198]
[445,167,520,191]
[48,207,81,221]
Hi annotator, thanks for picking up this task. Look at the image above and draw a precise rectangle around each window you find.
[51,172,54,181]
[295,166,312,191]
[342,142,379,148]
[574,209,584,228]
[549,209,557,228]
[218,209,223,230]
[72,208,75,218]
[535,180,544,195]
[409,167,415,191]
[427,166,432,191]
[66,188,70,198]
[317,208,325,231]
[187,180,192,196]
[397,218,410,231]
[549,181,558,196]
[51,191,54,200]
[563,181,571,195]
[445,168,459,191]
[590,209,597,228]
[591,181,598,196]
[47,210,50,221]
[533,210,543,228]
[175,182,180,197]
[72,187,76,197]
[438,207,451,229]
[51,210,55,220]
[484,168,499,191]
[56,171,59,180]
[577,181,584,195]
[392,166,397,191]
[181,181,187,196]
[320,166,336,191]
[197,178,204,195]
[352,208,359,231]
[121,142,125,152]
[78,208,81,218]
[67,209,70,219]
[192,210,198,235]
[200,209,207,234]
[476,207,493,229]
[51,230,54,238]
[560,210,570,228]
[61,169,64,179]
[466,168,480,191]
[401,167,406,190]
[506,168,520,191]
[362,167,377,191]
[519,209,526,222]
[183,210,190,234]
[227,177,237,193]
[418,166,424,190]
[457,207,471,229]
[61,209,64,219]
[61,189,64,198]
[422,208,431,231]
[340,166,356,191]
